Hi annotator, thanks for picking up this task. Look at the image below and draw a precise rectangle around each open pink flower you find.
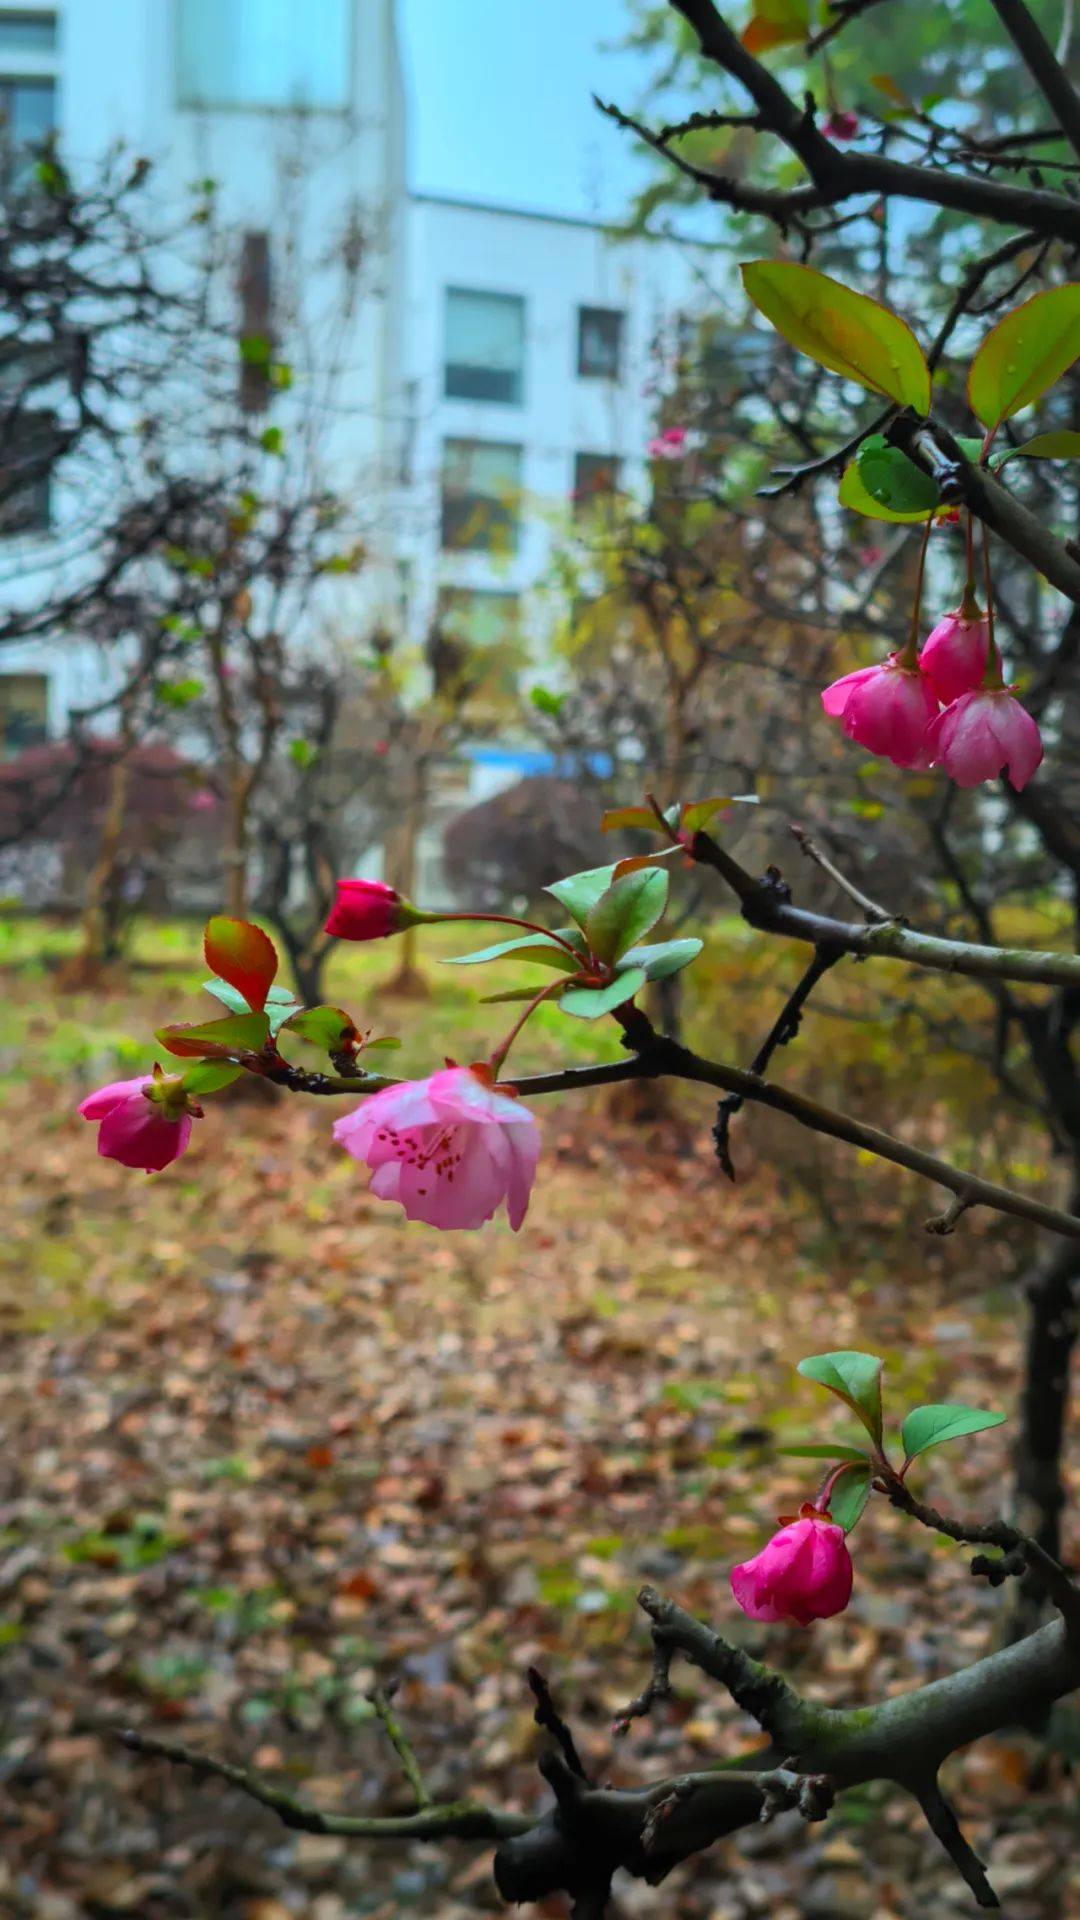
[731,1507,853,1626]
[333,1065,540,1231]
[79,1074,193,1173]
[821,655,939,768]
[648,426,688,460]
[927,687,1043,791]
[325,878,404,942]
[919,609,990,704]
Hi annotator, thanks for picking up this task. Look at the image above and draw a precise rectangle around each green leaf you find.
[741,261,930,412]
[681,795,743,832]
[282,1006,358,1052]
[178,1061,243,1097]
[559,964,648,1020]
[204,917,278,1012]
[260,425,285,456]
[838,458,935,523]
[856,436,940,514]
[797,1351,884,1446]
[288,738,317,768]
[742,0,810,54]
[546,864,618,928]
[239,332,272,367]
[996,429,1080,465]
[619,937,703,980]
[600,805,663,834]
[443,931,581,971]
[530,685,565,717]
[157,1011,270,1059]
[968,284,1080,428]
[156,677,204,709]
[584,868,669,963]
[827,1462,872,1534]
[900,1403,1006,1464]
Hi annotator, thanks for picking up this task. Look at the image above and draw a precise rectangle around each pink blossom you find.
[919,610,990,704]
[648,426,688,460]
[824,109,859,142]
[858,544,884,568]
[731,1508,853,1626]
[79,1074,193,1173]
[189,787,218,812]
[927,688,1043,792]
[333,1064,540,1231]
[325,878,404,942]
[821,655,939,768]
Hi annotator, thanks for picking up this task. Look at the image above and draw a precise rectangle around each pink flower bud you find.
[824,109,859,142]
[79,1074,194,1173]
[647,426,688,460]
[333,1064,540,1231]
[919,609,990,704]
[324,878,405,942]
[821,655,939,768]
[927,687,1043,792]
[731,1507,853,1626]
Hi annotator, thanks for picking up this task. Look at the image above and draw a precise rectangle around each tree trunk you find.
[224,768,253,919]
[1008,1177,1079,1635]
[79,748,132,975]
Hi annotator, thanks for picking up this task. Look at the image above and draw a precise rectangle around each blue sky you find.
[399,0,657,220]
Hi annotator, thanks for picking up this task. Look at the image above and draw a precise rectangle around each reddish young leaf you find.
[204,916,278,1012]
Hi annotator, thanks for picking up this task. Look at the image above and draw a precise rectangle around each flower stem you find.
[980,519,1005,688]
[899,514,935,667]
[439,912,581,960]
[487,979,565,1079]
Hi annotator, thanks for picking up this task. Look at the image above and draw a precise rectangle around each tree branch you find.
[987,0,1080,166]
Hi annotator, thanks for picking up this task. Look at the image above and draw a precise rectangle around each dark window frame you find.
[444,287,526,407]
[440,436,523,555]
[577,305,624,381]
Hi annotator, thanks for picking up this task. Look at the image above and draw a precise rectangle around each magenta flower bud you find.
[333,1064,540,1231]
[927,687,1044,792]
[824,109,859,142]
[647,426,688,460]
[730,1506,853,1626]
[79,1074,194,1173]
[821,655,939,768]
[919,609,990,704]
[324,878,409,942]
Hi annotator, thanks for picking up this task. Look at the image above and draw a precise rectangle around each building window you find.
[573,452,621,512]
[0,74,56,183]
[445,289,525,406]
[0,409,58,532]
[176,0,352,111]
[432,589,521,698]
[577,306,623,381]
[0,10,57,54]
[441,438,522,554]
[0,672,47,753]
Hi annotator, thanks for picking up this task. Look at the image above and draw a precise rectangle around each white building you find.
[0,0,727,806]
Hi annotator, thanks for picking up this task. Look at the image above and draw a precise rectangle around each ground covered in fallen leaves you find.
[0,928,1076,1920]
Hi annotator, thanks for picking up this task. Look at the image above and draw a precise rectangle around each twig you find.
[790,825,894,923]
[916,1780,999,1909]
[882,1478,1080,1633]
[714,943,843,1179]
[368,1681,431,1809]
[113,1728,527,1840]
[528,1667,588,1781]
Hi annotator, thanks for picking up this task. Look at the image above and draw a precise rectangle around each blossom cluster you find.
[822,602,1042,791]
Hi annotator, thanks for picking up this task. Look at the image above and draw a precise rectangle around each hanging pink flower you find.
[648,426,688,461]
[325,878,406,942]
[79,1074,194,1173]
[824,109,859,142]
[333,1064,540,1231]
[821,655,939,768]
[919,608,990,704]
[928,687,1043,792]
[731,1506,853,1626]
